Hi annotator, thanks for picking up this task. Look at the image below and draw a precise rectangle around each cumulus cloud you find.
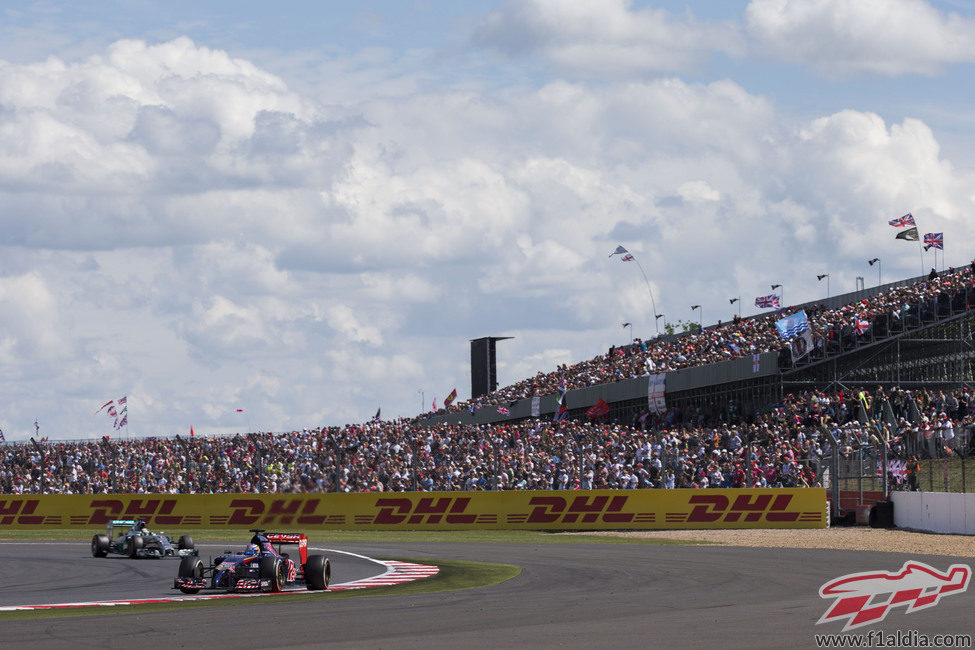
[472,0,742,76]
[0,34,973,438]
[745,0,975,76]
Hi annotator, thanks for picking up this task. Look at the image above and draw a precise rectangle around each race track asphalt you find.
[0,540,971,649]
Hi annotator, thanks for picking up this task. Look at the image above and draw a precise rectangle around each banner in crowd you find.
[648,373,667,414]
[775,310,809,339]
[531,396,540,417]
[790,330,814,361]
[0,488,826,530]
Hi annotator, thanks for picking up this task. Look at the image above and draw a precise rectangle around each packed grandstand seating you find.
[438,262,975,413]
[1,385,970,495]
[2,264,973,495]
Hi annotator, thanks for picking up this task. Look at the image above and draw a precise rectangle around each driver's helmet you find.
[133,520,147,532]
[245,543,260,556]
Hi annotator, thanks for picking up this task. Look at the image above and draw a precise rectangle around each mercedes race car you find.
[173,530,330,594]
[91,519,197,559]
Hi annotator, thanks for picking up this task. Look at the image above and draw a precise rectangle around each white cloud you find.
[473,0,742,76]
[0,35,973,439]
[745,0,975,76]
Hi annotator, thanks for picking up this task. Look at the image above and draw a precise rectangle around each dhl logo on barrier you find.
[0,488,826,530]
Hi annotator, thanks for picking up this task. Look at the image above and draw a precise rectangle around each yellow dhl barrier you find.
[0,488,826,530]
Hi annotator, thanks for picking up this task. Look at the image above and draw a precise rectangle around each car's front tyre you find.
[127,535,144,559]
[177,557,204,594]
[259,557,285,592]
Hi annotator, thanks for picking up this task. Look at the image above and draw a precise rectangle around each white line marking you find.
[0,555,439,611]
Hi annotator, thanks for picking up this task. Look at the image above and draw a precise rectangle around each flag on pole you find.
[620,254,634,262]
[190,425,195,437]
[895,227,919,241]
[444,388,458,408]
[609,245,629,257]
[95,400,114,415]
[775,310,810,339]
[117,396,127,405]
[117,416,127,428]
[373,408,381,421]
[923,233,943,250]
[755,294,780,309]
[585,398,610,419]
[432,398,438,411]
[0,429,5,444]
[888,213,915,227]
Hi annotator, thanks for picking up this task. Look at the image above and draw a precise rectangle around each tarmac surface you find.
[0,540,971,649]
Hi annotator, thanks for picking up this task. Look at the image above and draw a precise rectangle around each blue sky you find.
[2,0,975,439]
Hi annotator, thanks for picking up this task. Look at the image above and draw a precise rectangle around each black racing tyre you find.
[177,535,194,550]
[91,534,110,558]
[177,556,204,594]
[127,534,144,558]
[259,556,285,592]
[304,554,330,591]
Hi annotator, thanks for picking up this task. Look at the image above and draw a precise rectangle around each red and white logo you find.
[818,561,970,631]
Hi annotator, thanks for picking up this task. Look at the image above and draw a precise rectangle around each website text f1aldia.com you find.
[816,629,972,648]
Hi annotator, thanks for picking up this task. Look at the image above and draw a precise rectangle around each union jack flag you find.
[0,428,5,444]
[888,213,915,227]
[854,318,870,336]
[497,406,510,415]
[923,232,943,250]
[621,254,634,262]
[755,294,780,309]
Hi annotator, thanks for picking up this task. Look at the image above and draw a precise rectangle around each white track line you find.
[0,550,439,611]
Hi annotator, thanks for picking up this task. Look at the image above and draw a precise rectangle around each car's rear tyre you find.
[304,554,330,590]
[177,557,204,594]
[177,535,194,550]
[91,534,110,558]
[127,535,144,559]
[259,557,285,592]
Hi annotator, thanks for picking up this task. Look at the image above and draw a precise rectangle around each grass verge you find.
[0,557,520,621]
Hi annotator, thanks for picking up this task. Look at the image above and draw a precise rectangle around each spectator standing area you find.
[2,266,975,530]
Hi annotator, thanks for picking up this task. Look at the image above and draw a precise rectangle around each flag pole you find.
[629,254,660,336]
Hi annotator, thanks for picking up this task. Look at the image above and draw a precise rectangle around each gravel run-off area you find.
[567,528,975,558]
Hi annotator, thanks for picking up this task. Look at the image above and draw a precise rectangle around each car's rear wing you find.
[254,531,308,564]
[106,519,138,535]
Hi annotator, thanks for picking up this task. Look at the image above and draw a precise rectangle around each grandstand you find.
[426,265,975,429]
[1,265,974,496]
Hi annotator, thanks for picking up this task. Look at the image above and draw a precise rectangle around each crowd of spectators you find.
[2,263,973,496]
[1,385,969,495]
[436,262,975,414]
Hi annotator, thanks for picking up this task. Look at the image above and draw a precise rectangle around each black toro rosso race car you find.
[91,519,197,559]
[173,530,330,594]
